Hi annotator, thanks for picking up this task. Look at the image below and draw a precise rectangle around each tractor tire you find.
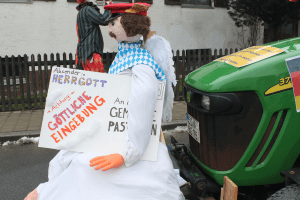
[267,184,300,200]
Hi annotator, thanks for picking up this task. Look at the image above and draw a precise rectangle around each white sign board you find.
[38,67,165,161]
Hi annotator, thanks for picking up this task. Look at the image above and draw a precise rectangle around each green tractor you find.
[169,37,300,200]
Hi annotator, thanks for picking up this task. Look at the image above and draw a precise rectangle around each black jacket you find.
[76,3,111,70]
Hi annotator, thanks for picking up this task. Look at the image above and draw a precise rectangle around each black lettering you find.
[279,78,284,86]
[110,107,117,117]
[118,108,123,118]
[114,122,119,132]
[108,121,115,131]
[123,108,128,118]
[120,122,125,132]
[151,124,157,136]
[114,98,120,104]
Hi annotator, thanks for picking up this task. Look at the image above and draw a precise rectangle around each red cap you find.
[104,2,151,16]
[289,0,299,1]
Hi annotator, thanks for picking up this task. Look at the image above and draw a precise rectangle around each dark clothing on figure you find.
[76,3,111,70]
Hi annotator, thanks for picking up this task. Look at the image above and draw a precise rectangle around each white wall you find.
[0,0,259,58]
[0,1,76,57]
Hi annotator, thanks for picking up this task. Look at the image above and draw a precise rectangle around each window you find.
[214,0,228,8]
[165,0,181,5]
[67,0,132,4]
[165,0,213,8]
[0,0,32,3]
[135,0,153,4]
[182,0,211,7]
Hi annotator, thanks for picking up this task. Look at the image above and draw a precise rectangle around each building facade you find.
[0,0,263,57]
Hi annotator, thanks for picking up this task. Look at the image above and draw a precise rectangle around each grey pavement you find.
[0,101,187,141]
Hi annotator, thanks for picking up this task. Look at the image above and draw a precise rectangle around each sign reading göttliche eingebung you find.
[38,67,165,162]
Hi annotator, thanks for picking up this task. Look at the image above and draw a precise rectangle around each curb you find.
[0,120,187,143]
[0,130,41,143]
[162,120,187,131]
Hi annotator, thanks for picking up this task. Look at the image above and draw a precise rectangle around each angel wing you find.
[143,35,177,122]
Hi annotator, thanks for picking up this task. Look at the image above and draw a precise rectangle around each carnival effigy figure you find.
[75,0,111,72]
[24,2,185,200]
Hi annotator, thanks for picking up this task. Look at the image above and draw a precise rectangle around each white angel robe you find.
[36,64,185,200]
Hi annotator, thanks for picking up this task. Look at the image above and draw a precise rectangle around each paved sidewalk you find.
[0,101,187,140]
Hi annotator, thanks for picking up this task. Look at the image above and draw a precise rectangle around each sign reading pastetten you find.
[216,46,285,68]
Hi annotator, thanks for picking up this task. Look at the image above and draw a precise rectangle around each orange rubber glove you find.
[89,153,124,171]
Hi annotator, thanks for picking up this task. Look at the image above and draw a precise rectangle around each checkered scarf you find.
[109,41,166,81]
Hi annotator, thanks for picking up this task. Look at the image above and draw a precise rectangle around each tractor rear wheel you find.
[267,184,300,200]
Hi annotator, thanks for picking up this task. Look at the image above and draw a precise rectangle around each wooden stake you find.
[220,176,238,200]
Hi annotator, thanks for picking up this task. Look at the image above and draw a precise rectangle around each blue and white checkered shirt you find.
[109,41,166,81]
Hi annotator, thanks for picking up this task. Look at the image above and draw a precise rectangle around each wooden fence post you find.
[214,49,218,60]
[209,49,212,63]
[24,54,31,110]
[186,50,191,75]
[219,49,223,59]
[5,56,12,111]
[63,52,67,68]
[109,52,113,71]
[44,54,49,93]
[31,54,38,109]
[0,56,6,112]
[50,53,54,72]
[104,52,110,73]
[11,55,19,111]
[56,53,60,68]
[18,55,25,111]
[37,54,44,109]
[181,50,186,101]
[204,49,209,65]
[175,50,180,101]
[197,50,201,69]
[69,53,73,69]
[225,48,229,56]
[192,49,196,71]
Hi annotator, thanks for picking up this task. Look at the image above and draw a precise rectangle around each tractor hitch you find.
[168,136,221,194]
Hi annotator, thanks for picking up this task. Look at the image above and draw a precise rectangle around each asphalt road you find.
[0,144,59,200]
[0,127,189,200]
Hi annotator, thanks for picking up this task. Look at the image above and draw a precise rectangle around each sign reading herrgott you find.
[39,67,164,161]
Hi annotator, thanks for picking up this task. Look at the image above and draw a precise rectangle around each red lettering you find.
[57,131,63,139]
[73,100,81,109]
[76,114,85,123]
[66,108,75,115]
[72,118,80,126]
[61,125,72,136]
[69,121,77,131]
[94,96,105,107]
[82,91,92,100]
[78,96,86,105]
[86,103,97,114]
[51,133,60,143]
[81,109,90,117]
[48,121,58,131]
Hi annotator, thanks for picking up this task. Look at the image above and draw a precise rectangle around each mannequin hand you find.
[90,153,124,171]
